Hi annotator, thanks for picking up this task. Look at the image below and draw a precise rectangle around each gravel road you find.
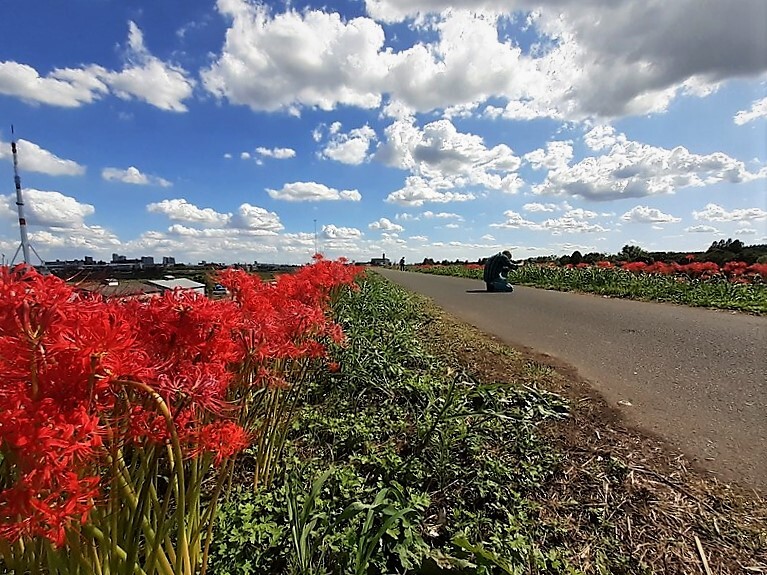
[375,268,767,491]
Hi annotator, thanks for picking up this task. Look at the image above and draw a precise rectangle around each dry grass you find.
[418,301,767,574]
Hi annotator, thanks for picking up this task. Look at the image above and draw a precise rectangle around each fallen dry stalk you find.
[695,534,713,575]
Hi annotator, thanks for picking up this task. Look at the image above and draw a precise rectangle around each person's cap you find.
[502,250,512,258]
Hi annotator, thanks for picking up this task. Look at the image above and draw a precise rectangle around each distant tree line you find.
[421,239,767,267]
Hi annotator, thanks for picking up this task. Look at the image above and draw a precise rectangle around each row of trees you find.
[420,240,767,268]
[529,240,767,267]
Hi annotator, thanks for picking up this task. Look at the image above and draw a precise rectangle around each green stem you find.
[119,380,191,575]
[198,458,234,575]
[102,434,175,574]
[80,525,149,575]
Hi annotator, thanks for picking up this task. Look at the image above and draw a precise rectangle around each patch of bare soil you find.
[418,302,767,574]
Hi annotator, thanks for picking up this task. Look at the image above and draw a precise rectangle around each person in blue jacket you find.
[483,250,522,292]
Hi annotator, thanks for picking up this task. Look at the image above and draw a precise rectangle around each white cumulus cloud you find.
[364,0,767,119]
[101,21,195,112]
[0,22,194,112]
[0,61,109,107]
[102,166,172,187]
[734,96,767,125]
[621,206,681,224]
[147,198,231,226]
[322,224,363,239]
[0,189,94,228]
[10,1,764,122]
[685,224,719,233]
[377,118,522,193]
[230,204,284,233]
[490,210,537,229]
[693,203,767,222]
[368,217,404,232]
[422,211,462,219]
[538,216,608,234]
[491,207,607,234]
[532,127,765,201]
[0,138,85,176]
[202,1,387,112]
[256,147,296,159]
[385,176,476,206]
[267,182,362,202]
[524,141,573,172]
[320,124,377,165]
[523,203,557,213]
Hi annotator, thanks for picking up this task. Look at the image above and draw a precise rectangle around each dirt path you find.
[375,268,767,491]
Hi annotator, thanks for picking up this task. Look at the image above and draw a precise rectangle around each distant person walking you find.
[483,250,521,292]
[399,257,406,271]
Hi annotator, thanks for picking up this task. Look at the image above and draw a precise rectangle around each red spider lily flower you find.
[327,361,340,373]
[125,404,197,447]
[747,263,767,278]
[250,368,290,389]
[0,260,360,549]
[216,261,360,366]
[646,262,675,275]
[0,265,74,343]
[723,261,748,277]
[0,399,102,547]
[731,276,752,284]
[0,470,100,547]
[621,262,648,273]
[195,421,250,466]
[595,261,613,268]
[126,404,174,445]
[326,323,346,345]
[681,261,720,278]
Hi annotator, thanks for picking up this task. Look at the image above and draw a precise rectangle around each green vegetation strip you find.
[414,264,767,314]
[208,273,766,574]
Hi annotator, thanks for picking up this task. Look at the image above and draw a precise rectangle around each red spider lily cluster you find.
[0,256,362,549]
[617,260,766,280]
[557,260,766,281]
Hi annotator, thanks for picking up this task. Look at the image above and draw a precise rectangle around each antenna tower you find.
[9,126,44,267]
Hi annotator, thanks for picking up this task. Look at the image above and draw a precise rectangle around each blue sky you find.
[0,0,765,265]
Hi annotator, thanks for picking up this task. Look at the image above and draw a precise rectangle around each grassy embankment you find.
[208,273,766,574]
[413,264,767,314]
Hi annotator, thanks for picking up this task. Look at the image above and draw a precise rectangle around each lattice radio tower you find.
[9,125,44,266]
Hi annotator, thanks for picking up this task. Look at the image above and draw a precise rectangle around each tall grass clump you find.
[413,263,767,313]
[207,273,578,575]
[508,265,767,312]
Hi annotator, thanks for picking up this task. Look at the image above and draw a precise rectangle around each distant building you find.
[75,279,162,300]
[108,253,159,270]
[45,257,103,270]
[370,252,391,266]
[44,253,177,279]
[146,278,206,296]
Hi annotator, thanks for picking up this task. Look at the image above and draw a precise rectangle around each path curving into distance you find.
[375,268,767,491]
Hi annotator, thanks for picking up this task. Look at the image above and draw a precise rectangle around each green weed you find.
[207,274,634,574]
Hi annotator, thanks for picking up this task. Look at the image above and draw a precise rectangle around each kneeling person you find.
[483,250,521,292]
